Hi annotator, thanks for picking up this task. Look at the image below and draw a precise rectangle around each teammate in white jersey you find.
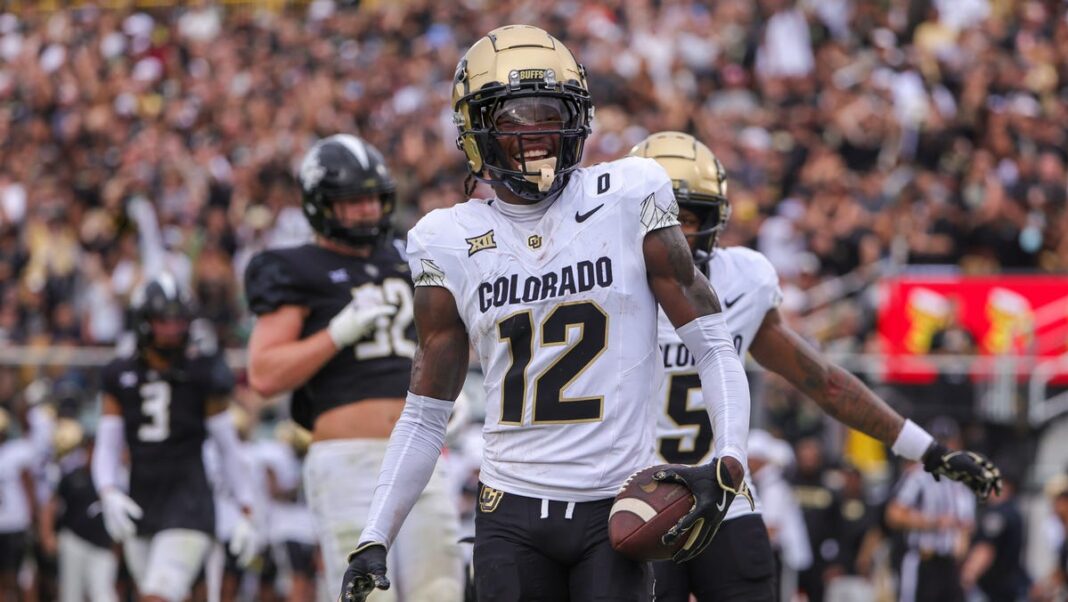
[341,26,755,602]
[630,131,1005,602]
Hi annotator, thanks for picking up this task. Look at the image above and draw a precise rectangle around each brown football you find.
[608,464,695,561]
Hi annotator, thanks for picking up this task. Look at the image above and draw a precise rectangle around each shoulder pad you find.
[244,250,305,315]
[390,237,408,261]
[202,354,236,397]
[99,358,128,396]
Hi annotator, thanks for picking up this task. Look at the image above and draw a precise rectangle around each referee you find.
[886,417,976,602]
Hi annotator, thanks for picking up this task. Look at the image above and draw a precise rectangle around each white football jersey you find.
[408,157,680,502]
[655,246,783,520]
[0,439,36,532]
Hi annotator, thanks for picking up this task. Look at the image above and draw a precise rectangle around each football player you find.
[341,25,754,602]
[244,134,463,602]
[92,275,259,602]
[629,131,1003,601]
[0,408,35,602]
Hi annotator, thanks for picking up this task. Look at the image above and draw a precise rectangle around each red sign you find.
[877,276,1068,383]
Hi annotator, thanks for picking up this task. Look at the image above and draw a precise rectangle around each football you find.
[608,464,695,561]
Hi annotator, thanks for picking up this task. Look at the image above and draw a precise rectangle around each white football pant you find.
[303,438,463,602]
[58,530,117,602]
[123,529,213,602]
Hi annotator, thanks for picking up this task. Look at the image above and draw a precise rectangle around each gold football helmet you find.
[453,25,593,200]
[53,418,85,458]
[629,131,730,257]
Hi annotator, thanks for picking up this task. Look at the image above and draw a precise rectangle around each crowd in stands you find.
[0,0,1064,352]
[0,1,1064,599]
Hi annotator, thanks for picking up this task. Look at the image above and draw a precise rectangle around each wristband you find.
[891,419,934,461]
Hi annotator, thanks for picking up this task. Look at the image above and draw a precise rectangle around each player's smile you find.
[496,129,560,172]
[493,96,567,172]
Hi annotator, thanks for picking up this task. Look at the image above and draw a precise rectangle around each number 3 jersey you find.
[100,350,235,536]
[408,157,680,502]
[243,240,416,429]
[655,246,783,521]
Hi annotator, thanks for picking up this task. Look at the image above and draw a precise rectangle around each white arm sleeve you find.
[206,412,256,510]
[360,392,452,548]
[676,312,751,467]
[28,405,56,463]
[92,415,125,493]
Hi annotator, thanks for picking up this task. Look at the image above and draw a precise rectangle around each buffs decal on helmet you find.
[453,25,594,201]
[629,132,730,259]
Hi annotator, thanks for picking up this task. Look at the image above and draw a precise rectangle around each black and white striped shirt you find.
[894,465,975,555]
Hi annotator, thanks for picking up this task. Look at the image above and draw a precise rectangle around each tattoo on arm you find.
[409,286,470,400]
[644,226,720,326]
[751,309,904,444]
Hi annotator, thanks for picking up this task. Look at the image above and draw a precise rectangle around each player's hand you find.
[100,488,143,542]
[328,301,396,348]
[339,542,389,602]
[922,443,1002,500]
[228,513,260,568]
[653,456,754,563]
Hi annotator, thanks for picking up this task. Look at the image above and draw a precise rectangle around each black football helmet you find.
[453,25,594,201]
[130,273,195,360]
[299,134,396,247]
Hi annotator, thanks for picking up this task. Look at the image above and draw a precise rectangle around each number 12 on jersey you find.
[496,301,607,425]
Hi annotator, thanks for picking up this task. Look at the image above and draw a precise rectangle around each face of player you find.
[492,97,567,172]
[150,317,189,350]
[331,194,382,230]
[678,207,700,252]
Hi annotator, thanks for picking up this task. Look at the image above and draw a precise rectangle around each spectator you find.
[0,1,1062,351]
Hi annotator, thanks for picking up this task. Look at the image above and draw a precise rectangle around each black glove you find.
[922,443,1002,501]
[339,542,389,602]
[652,457,754,563]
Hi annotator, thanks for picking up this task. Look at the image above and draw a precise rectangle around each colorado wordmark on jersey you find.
[656,246,783,520]
[408,157,679,502]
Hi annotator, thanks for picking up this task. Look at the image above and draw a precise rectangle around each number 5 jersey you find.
[407,156,679,502]
[655,245,783,521]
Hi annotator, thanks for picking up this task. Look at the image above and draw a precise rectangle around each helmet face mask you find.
[453,26,593,201]
[629,131,730,260]
[300,134,397,247]
[674,180,731,260]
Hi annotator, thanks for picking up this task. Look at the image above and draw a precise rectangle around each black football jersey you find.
[100,351,234,536]
[244,240,415,429]
[56,465,110,549]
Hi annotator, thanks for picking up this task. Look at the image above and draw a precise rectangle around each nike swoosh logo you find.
[575,204,604,223]
[724,293,746,309]
[715,489,728,512]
